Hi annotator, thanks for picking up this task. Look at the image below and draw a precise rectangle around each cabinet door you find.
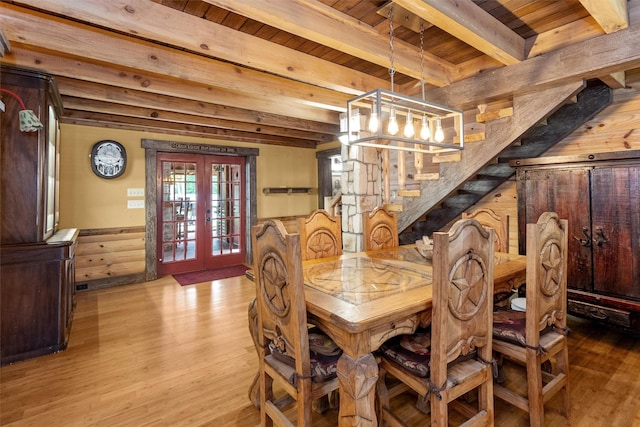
[520,167,592,291]
[590,166,640,298]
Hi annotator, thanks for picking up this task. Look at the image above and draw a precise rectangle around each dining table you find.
[247,244,527,426]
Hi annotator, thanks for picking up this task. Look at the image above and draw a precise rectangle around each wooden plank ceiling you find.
[0,0,635,148]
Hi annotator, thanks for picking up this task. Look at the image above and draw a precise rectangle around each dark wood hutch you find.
[1,65,78,365]
[512,151,640,333]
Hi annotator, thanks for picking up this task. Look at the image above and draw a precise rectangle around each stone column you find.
[341,144,382,253]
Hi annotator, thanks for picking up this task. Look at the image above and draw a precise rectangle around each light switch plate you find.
[127,200,144,209]
[127,188,145,197]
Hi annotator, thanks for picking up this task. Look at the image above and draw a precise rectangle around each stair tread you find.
[477,164,514,178]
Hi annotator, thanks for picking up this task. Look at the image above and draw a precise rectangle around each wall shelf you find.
[262,187,312,195]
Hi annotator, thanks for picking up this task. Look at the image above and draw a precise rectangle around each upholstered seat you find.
[252,219,341,425]
[376,218,496,426]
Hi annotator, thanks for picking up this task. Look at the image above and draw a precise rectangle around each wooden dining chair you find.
[492,212,570,427]
[462,208,510,253]
[298,209,342,261]
[377,218,496,426]
[252,219,341,426]
[363,206,398,251]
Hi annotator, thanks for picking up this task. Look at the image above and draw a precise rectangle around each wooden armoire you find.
[512,151,640,333]
[1,65,78,365]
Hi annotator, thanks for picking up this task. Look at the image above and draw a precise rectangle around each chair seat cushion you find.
[493,306,556,348]
[269,327,341,383]
[379,328,478,379]
[493,306,527,346]
[379,329,432,378]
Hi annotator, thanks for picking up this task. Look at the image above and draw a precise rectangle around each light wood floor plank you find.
[2,275,640,426]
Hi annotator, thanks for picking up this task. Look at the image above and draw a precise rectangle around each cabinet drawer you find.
[568,300,631,328]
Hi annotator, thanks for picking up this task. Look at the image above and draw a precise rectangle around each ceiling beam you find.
[579,0,629,87]
[0,3,349,111]
[579,0,629,33]
[54,76,338,135]
[13,0,388,96]
[61,96,334,143]
[392,0,525,65]
[426,22,640,109]
[3,45,338,125]
[203,0,455,86]
[62,110,318,148]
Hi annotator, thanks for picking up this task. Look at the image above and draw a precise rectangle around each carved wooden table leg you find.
[336,352,379,427]
[247,298,261,409]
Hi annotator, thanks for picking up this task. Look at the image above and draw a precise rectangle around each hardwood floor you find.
[1,274,639,426]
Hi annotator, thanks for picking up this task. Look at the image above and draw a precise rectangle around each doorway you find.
[142,139,259,281]
[157,153,246,275]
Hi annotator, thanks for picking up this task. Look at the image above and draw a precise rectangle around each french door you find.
[157,153,245,275]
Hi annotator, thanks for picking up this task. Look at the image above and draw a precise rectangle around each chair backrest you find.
[251,220,312,381]
[430,218,495,388]
[298,209,342,261]
[462,208,510,253]
[363,206,398,251]
[525,212,569,347]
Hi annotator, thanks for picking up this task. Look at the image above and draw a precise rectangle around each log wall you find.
[75,226,146,291]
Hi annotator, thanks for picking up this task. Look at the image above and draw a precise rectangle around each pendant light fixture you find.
[342,5,463,154]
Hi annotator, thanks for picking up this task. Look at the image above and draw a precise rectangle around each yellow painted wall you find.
[58,125,323,230]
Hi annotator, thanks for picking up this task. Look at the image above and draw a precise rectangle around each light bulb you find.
[403,111,415,138]
[434,118,444,142]
[369,112,378,133]
[388,107,399,135]
[419,115,431,141]
[368,103,378,133]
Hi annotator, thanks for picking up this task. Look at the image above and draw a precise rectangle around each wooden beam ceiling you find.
[1,4,350,112]
[14,0,389,96]
[1,0,638,149]
[202,0,455,86]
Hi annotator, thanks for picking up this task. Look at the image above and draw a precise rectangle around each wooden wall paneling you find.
[74,227,145,291]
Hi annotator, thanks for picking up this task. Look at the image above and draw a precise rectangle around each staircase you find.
[399,80,612,244]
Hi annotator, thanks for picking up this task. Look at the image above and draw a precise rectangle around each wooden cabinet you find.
[512,151,640,333]
[1,229,79,365]
[1,65,63,244]
[1,65,77,364]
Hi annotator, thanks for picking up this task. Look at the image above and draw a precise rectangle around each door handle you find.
[573,226,591,247]
[593,227,609,247]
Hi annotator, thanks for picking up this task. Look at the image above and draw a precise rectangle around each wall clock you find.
[90,140,126,179]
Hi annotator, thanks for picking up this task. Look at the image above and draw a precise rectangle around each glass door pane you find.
[158,156,201,275]
[207,158,245,267]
